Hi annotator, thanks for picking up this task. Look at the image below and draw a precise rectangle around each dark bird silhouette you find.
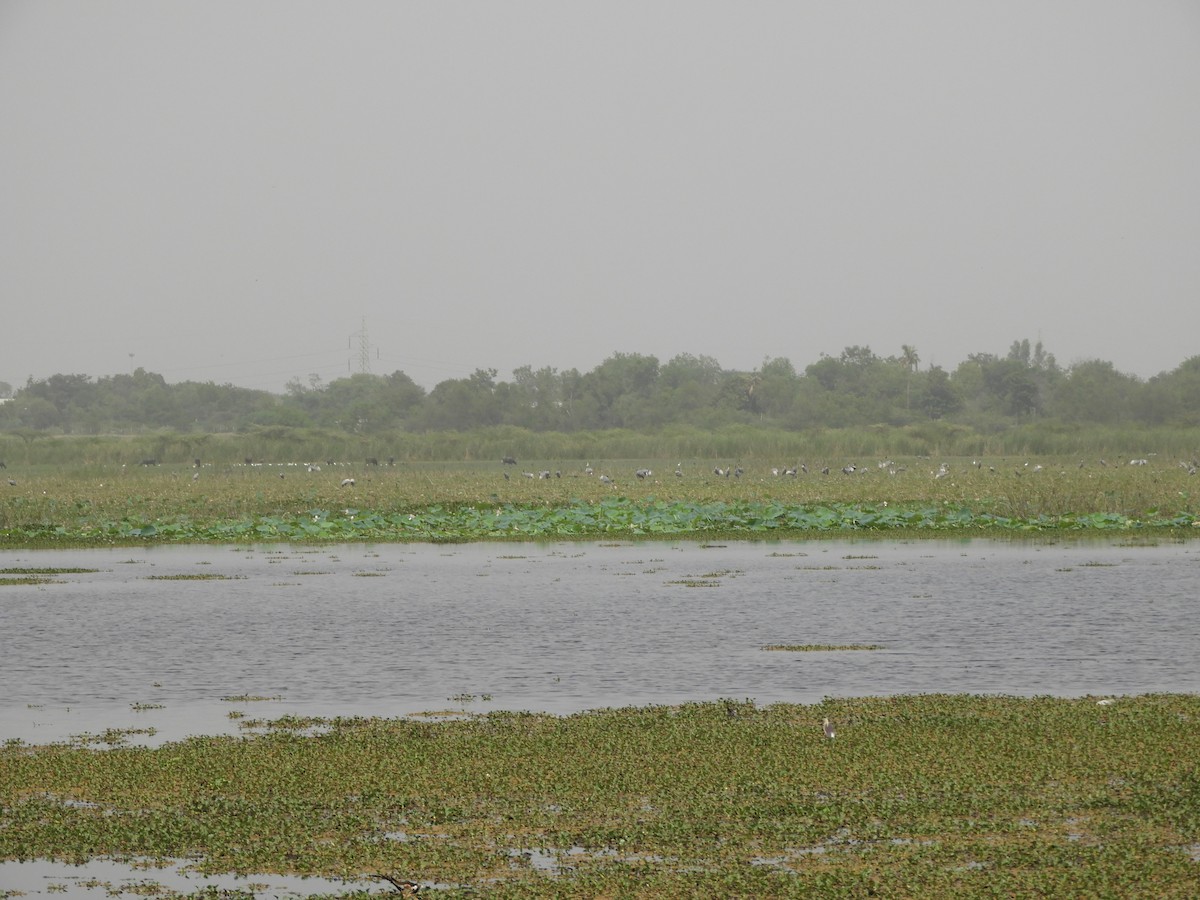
[375,874,422,895]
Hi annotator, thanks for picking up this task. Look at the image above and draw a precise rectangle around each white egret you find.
[822,717,836,740]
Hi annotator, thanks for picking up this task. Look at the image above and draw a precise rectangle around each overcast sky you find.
[2,2,1197,395]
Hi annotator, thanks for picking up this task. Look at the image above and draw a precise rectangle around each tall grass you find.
[1,424,1197,469]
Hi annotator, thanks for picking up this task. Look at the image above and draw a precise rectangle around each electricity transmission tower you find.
[349,318,377,375]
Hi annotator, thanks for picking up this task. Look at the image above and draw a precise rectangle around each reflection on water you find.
[0,858,378,898]
[2,538,1198,746]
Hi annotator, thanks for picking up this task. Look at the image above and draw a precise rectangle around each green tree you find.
[1141,356,1200,426]
[1051,360,1140,424]
[920,365,960,419]
[507,365,566,430]
[580,353,660,428]
[753,357,800,420]
[422,369,501,431]
[653,354,726,425]
[997,362,1040,418]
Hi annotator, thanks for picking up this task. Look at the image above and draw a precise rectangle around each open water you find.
[3,537,1198,748]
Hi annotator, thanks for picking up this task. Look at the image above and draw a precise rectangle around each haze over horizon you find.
[2,2,1197,396]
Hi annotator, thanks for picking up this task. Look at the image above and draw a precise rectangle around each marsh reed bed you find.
[1,455,1198,543]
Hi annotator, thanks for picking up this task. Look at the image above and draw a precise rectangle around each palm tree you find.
[901,345,920,408]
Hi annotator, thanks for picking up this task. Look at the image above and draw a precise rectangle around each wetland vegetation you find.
[1,449,1197,545]
[3,428,1198,895]
[3,695,1199,897]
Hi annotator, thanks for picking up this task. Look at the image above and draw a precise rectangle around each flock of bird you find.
[7,458,1190,494]
[516,455,1200,486]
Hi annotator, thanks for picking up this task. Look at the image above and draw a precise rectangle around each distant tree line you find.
[2,339,1198,436]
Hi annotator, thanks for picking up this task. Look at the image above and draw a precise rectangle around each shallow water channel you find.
[2,537,1199,896]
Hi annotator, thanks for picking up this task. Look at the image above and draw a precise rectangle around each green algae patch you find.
[0,566,99,584]
[144,573,245,581]
[763,643,884,651]
[0,567,100,574]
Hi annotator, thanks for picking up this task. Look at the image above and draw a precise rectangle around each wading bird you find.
[823,717,836,740]
[375,874,422,895]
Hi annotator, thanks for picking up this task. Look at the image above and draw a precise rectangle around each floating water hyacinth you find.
[4,695,1199,896]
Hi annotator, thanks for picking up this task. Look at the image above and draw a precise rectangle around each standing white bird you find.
[822,717,836,740]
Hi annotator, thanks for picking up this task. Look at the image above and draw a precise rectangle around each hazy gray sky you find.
[2,2,1198,394]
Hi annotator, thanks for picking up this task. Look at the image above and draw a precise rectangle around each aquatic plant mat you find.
[3,695,1199,897]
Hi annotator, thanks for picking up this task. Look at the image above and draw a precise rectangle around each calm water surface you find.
[2,538,1198,746]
